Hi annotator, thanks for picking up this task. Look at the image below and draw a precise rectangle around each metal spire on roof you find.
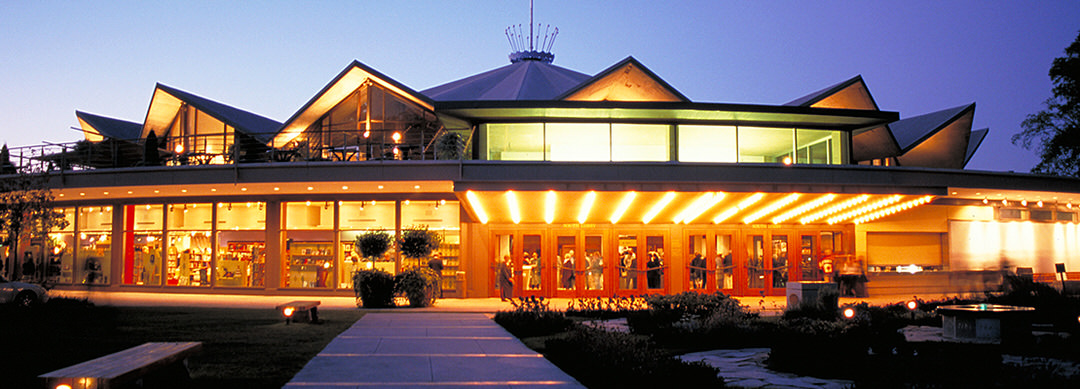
[507,0,557,64]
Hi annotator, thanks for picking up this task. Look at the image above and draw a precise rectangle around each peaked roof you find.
[421,60,591,101]
[76,111,143,142]
[272,60,435,146]
[785,75,879,110]
[890,103,975,152]
[964,128,989,167]
[143,84,282,144]
[557,56,688,102]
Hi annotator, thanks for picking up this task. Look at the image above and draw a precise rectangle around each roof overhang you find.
[435,101,898,130]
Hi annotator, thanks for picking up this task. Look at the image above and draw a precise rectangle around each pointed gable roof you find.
[143,84,282,144]
[785,75,879,110]
[892,103,976,169]
[422,60,591,101]
[76,111,143,143]
[964,128,989,168]
[558,56,688,102]
[273,60,434,146]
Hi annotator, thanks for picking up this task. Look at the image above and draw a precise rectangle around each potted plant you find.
[352,231,394,307]
[395,225,443,306]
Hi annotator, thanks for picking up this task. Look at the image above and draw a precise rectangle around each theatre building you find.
[5,44,1080,300]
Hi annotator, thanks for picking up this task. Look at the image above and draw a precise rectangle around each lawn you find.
[1,299,363,389]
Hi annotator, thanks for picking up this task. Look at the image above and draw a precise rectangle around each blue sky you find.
[2,1,1077,173]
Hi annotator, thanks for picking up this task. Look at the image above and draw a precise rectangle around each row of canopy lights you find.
[465,190,935,225]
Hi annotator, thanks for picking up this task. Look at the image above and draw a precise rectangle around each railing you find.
[3,129,473,174]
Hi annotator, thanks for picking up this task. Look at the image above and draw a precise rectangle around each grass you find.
[1,299,363,389]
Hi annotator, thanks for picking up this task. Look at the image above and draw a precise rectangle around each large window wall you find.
[77,206,112,284]
[167,203,213,286]
[482,122,846,164]
[47,208,76,284]
[216,202,266,287]
[338,200,396,287]
[164,104,235,165]
[122,204,163,286]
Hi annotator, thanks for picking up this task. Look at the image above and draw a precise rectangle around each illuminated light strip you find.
[772,194,836,224]
[465,191,488,224]
[713,193,765,224]
[642,191,677,224]
[610,192,637,224]
[853,195,935,224]
[675,192,726,224]
[743,193,801,224]
[544,191,556,224]
[799,194,870,224]
[578,191,597,224]
[827,195,903,224]
[506,191,521,224]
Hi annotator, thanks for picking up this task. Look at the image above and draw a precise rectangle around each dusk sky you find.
[2,1,1078,173]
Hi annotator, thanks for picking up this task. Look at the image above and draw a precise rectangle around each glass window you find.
[747,235,765,289]
[618,234,639,290]
[546,123,609,161]
[738,127,793,163]
[284,202,334,288]
[47,208,76,284]
[166,203,212,286]
[77,206,113,285]
[584,235,604,290]
[715,234,733,289]
[285,201,334,230]
[522,234,541,292]
[612,124,669,161]
[645,235,666,289]
[485,123,544,160]
[678,125,737,163]
[401,201,460,291]
[216,202,266,288]
[772,235,788,288]
[556,235,577,291]
[339,201,396,288]
[123,205,163,286]
[796,129,843,165]
[688,234,707,290]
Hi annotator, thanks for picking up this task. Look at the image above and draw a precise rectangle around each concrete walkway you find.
[284,312,586,388]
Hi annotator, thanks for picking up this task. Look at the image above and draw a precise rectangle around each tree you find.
[397,225,443,268]
[1013,31,1080,177]
[0,166,68,280]
[435,131,466,160]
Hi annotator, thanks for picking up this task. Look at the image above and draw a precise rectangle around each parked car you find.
[0,274,49,307]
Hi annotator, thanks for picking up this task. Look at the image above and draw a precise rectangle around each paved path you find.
[284,312,585,388]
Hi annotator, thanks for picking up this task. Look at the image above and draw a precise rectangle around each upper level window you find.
[165,104,234,164]
[678,125,846,165]
[483,123,670,162]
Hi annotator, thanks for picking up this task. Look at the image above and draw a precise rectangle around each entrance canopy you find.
[459,190,934,226]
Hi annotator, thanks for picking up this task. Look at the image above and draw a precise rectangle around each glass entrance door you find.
[492,231,545,298]
[554,234,578,296]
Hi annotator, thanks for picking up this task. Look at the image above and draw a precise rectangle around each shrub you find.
[353,269,395,308]
[354,230,392,260]
[627,291,750,334]
[565,296,648,319]
[782,287,840,321]
[397,225,443,260]
[394,267,439,307]
[544,326,725,388]
[494,296,573,337]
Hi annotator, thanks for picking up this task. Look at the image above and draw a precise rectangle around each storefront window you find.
[166,203,212,286]
[401,200,461,293]
[77,206,112,285]
[678,125,737,163]
[48,208,76,284]
[339,200,396,288]
[611,124,669,161]
[284,202,334,288]
[123,204,163,286]
[216,202,266,287]
[485,123,544,161]
[738,127,793,163]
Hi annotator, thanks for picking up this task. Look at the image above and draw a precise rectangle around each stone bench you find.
[40,341,202,389]
[276,300,320,324]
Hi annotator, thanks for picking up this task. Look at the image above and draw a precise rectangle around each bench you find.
[40,341,202,389]
[276,300,320,324]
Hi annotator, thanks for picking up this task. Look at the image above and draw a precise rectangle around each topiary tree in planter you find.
[351,231,394,307]
[395,225,443,306]
[353,269,395,308]
[394,267,440,307]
